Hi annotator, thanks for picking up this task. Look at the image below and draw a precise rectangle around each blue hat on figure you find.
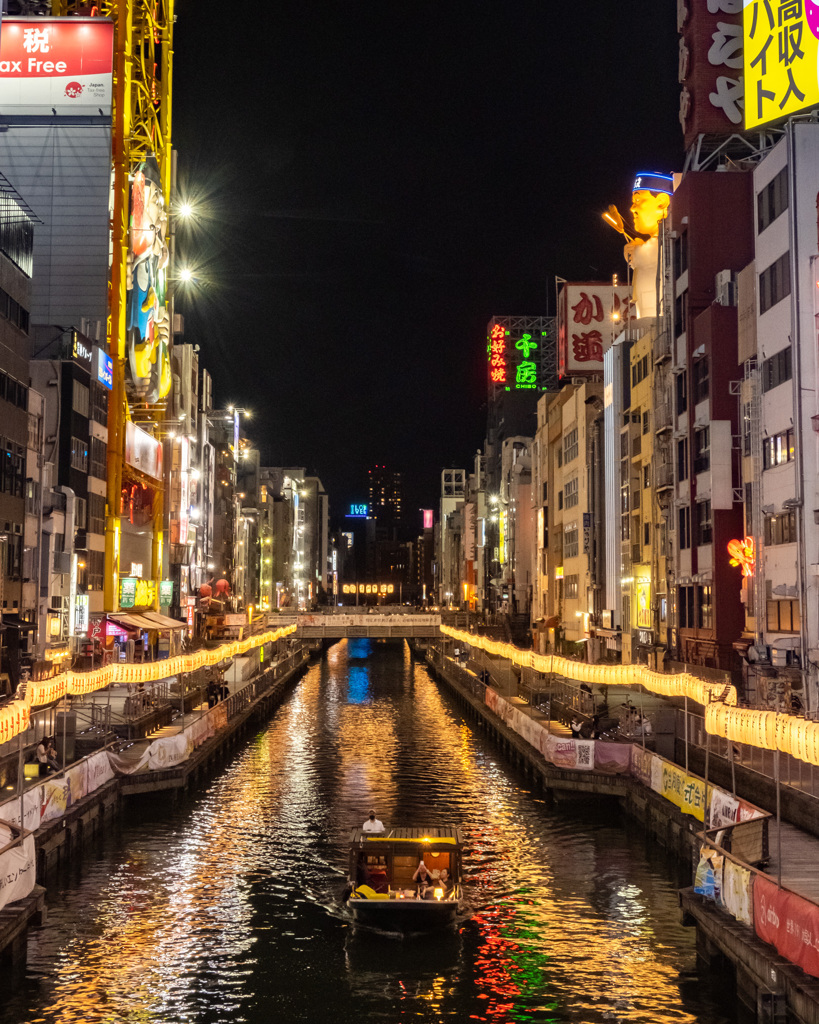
[632,171,674,195]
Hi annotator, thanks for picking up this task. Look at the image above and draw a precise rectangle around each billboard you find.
[558,283,634,378]
[487,320,551,391]
[0,18,113,116]
[743,1,819,128]
[677,1,743,148]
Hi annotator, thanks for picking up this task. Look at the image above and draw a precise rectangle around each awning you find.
[141,611,187,631]
[108,613,159,631]
[538,615,560,629]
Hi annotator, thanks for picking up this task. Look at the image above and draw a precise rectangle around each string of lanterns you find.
[0,624,297,747]
[443,626,819,768]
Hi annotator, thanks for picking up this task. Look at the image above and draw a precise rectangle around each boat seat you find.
[353,885,389,900]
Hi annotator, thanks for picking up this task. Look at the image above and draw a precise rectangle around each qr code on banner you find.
[576,743,592,767]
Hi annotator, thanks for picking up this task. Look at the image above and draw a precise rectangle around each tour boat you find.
[344,826,464,932]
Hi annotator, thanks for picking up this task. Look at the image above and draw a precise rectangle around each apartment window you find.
[620,432,629,459]
[696,500,712,546]
[677,437,689,481]
[762,428,795,469]
[88,492,105,534]
[676,370,688,416]
[542,482,548,504]
[643,521,651,547]
[762,347,792,394]
[742,402,752,455]
[759,252,791,314]
[693,358,709,404]
[698,585,713,629]
[563,523,579,559]
[558,490,563,511]
[642,410,650,435]
[75,496,87,531]
[0,287,30,334]
[70,436,88,473]
[564,574,579,600]
[693,427,710,473]
[563,428,579,464]
[90,382,108,426]
[643,464,650,489]
[678,505,691,549]
[87,549,105,592]
[757,166,789,234]
[673,231,688,279]
[564,477,579,509]
[675,292,687,338]
[1,440,24,497]
[72,380,89,418]
[679,585,695,628]
[764,510,796,545]
[4,534,21,578]
[767,599,800,633]
[89,436,107,479]
[556,447,563,469]
[0,371,27,410]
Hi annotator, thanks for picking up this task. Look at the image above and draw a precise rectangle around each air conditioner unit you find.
[715,269,737,307]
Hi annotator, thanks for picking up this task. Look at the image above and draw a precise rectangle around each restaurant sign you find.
[119,577,156,609]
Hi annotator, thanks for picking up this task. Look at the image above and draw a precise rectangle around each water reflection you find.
[3,641,734,1024]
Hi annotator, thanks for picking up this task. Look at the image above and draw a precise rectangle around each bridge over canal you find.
[291,612,442,639]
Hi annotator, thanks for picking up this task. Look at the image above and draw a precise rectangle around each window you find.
[0,371,28,409]
[620,432,629,459]
[758,166,789,234]
[678,506,691,549]
[643,521,651,547]
[558,490,563,511]
[563,523,579,558]
[742,401,752,455]
[564,477,579,509]
[72,380,89,418]
[762,428,795,469]
[762,347,792,393]
[759,252,790,314]
[563,428,579,464]
[75,496,87,531]
[0,286,30,334]
[542,482,548,504]
[88,492,105,534]
[693,358,709,404]
[564,574,579,600]
[1,440,24,497]
[767,599,800,633]
[676,371,688,416]
[556,447,563,468]
[4,534,21,578]
[631,356,650,388]
[679,585,695,628]
[764,510,796,545]
[696,500,712,546]
[698,585,713,629]
[673,232,688,279]
[87,549,105,591]
[642,410,650,435]
[693,427,710,473]
[70,436,88,473]
[675,292,687,338]
[89,437,106,479]
[643,464,650,489]
[90,383,108,426]
[677,437,689,481]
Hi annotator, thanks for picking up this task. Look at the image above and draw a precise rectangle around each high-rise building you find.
[367,465,403,533]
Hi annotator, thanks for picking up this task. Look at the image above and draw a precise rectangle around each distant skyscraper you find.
[367,465,403,532]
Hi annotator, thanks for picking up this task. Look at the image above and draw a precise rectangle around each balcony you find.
[631,435,642,459]
[655,463,673,491]
[654,332,671,363]
[654,403,672,434]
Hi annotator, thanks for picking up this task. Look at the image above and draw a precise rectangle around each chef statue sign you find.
[604,171,674,320]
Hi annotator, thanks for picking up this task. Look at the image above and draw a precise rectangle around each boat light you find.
[434,888,443,901]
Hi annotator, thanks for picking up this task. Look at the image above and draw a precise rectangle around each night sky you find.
[172,2,682,523]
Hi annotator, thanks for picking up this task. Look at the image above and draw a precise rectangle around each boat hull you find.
[347,897,458,932]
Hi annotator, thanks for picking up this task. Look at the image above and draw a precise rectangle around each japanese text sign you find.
[487,321,545,391]
[744,0,819,128]
[0,18,113,116]
[678,1,744,148]
[558,283,634,378]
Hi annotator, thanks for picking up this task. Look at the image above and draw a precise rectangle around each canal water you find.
[2,640,737,1024]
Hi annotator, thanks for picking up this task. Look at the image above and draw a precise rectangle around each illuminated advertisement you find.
[0,18,113,116]
[744,0,819,128]
[170,437,190,545]
[422,509,433,530]
[127,159,171,405]
[347,504,368,518]
[557,283,634,378]
[93,346,113,390]
[119,577,157,609]
[124,420,162,480]
[636,580,651,629]
[487,321,548,391]
[74,594,89,635]
[342,584,395,595]
[678,1,743,146]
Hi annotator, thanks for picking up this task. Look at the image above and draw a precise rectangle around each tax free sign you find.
[0,18,113,116]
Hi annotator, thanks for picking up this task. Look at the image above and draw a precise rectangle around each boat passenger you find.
[412,859,433,895]
[362,811,384,832]
[438,868,453,894]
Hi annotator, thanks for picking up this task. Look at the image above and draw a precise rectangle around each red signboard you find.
[754,874,819,979]
[0,18,113,115]
[678,1,743,150]
[557,282,634,378]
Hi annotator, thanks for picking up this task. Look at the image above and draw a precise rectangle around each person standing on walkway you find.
[362,811,384,832]
[570,717,582,738]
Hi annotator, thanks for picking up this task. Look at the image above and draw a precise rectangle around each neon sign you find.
[488,323,507,384]
[347,504,368,518]
[728,536,755,577]
[342,583,395,595]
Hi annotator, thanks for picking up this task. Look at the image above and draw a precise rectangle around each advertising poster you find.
[710,788,740,828]
[754,874,819,979]
[40,776,70,823]
[558,283,635,378]
[661,762,687,809]
[0,832,36,912]
[678,0,743,146]
[0,18,113,116]
[594,742,631,774]
[723,861,753,927]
